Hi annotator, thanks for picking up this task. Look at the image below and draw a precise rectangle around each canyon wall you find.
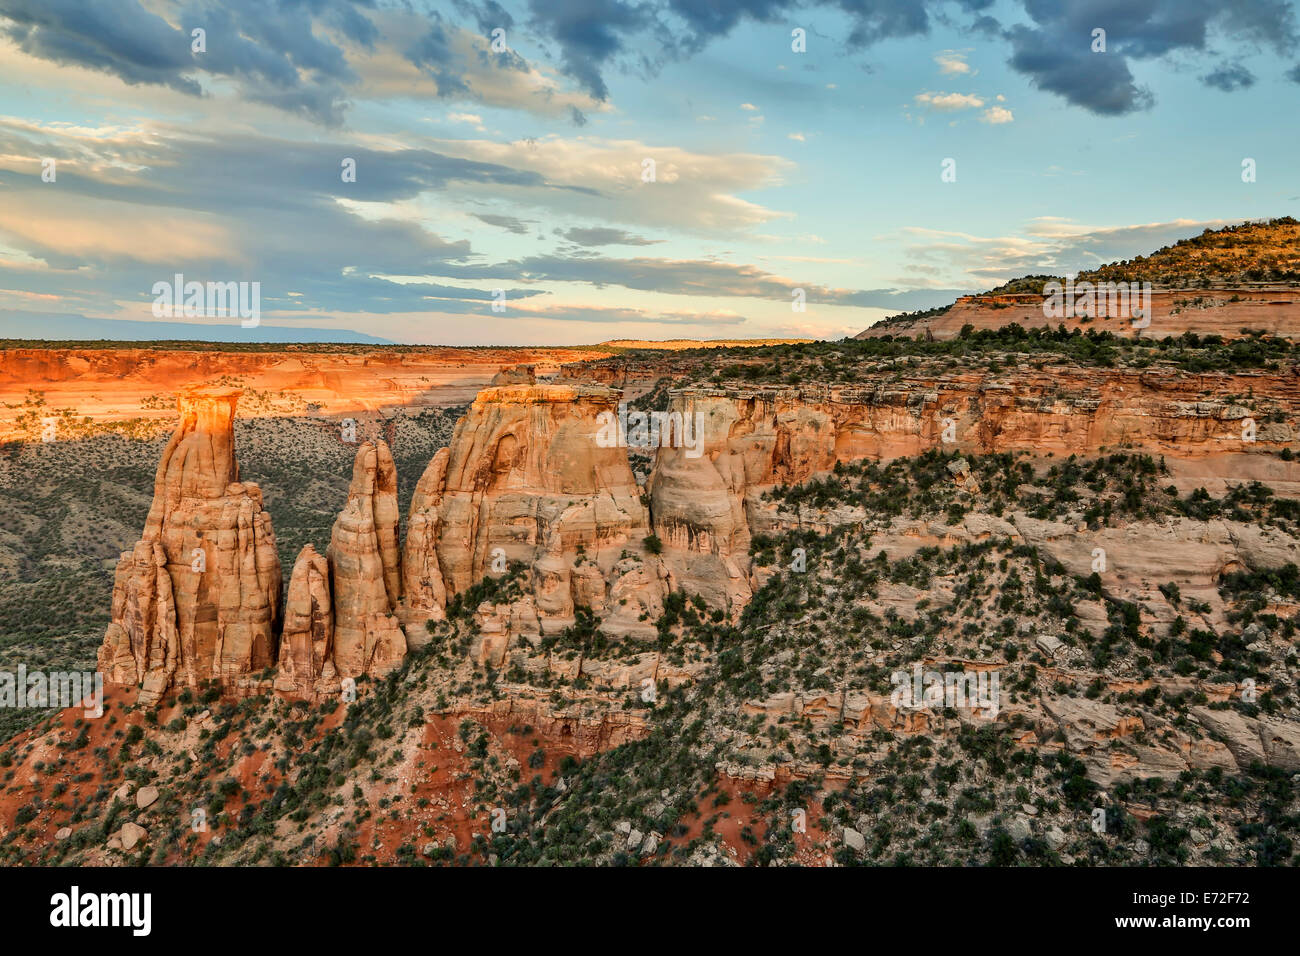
[98,365,1300,704]
[0,345,612,440]
[856,289,1300,341]
[644,369,1300,612]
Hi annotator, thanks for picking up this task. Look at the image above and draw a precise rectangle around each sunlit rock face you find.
[329,439,407,681]
[403,385,665,641]
[273,544,336,698]
[99,388,281,704]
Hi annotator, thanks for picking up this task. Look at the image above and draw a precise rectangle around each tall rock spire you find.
[99,387,281,703]
[328,439,407,679]
[273,544,336,697]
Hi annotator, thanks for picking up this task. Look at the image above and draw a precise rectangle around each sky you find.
[0,0,1297,345]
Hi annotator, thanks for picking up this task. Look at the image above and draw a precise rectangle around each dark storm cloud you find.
[3,0,1287,124]
[0,0,202,93]
[524,0,954,100]
[452,0,516,33]
[0,0,377,123]
[1003,0,1295,114]
[406,9,543,95]
[525,0,653,101]
[1004,23,1153,116]
[664,0,791,53]
[1201,62,1256,91]
[522,0,1294,115]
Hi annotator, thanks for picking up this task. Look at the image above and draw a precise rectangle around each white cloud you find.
[934,50,973,75]
[421,135,795,235]
[447,112,486,131]
[740,103,759,111]
[788,132,806,142]
[980,106,1014,124]
[914,91,984,111]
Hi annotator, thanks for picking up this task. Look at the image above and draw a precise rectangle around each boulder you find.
[119,822,148,851]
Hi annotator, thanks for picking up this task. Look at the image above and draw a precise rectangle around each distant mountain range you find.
[0,311,393,344]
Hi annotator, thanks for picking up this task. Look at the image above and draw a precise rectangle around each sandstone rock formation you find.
[273,544,337,697]
[647,391,841,614]
[403,384,665,641]
[329,440,407,680]
[96,368,1300,709]
[99,387,281,704]
[641,372,1300,618]
[856,289,1300,342]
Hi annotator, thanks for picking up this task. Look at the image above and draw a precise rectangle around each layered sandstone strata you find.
[0,344,614,441]
[644,371,1300,614]
[329,440,407,680]
[404,384,663,640]
[856,289,1300,341]
[647,392,842,613]
[98,388,281,703]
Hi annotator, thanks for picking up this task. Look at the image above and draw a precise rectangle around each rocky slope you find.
[856,289,1300,341]
[857,218,1300,342]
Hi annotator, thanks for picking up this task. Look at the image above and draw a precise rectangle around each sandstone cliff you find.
[403,384,665,642]
[643,370,1298,615]
[857,289,1300,341]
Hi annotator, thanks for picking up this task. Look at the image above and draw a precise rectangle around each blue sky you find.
[0,0,1297,345]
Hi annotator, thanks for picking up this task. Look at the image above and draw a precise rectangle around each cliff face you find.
[403,384,665,642]
[644,368,1300,613]
[655,367,1298,473]
[99,365,1300,704]
[99,388,282,704]
[856,289,1300,341]
[0,344,615,441]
